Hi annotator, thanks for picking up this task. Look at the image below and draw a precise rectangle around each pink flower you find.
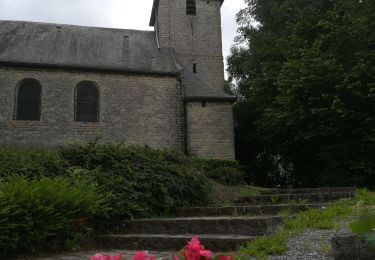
[183,237,212,260]
[174,256,180,260]
[90,254,105,260]
[219,256,233,260]
[199,250,213,259]
[133,251,155,260]
[184,250,200,260]
[90,253,122,260]
[186,237,204,252]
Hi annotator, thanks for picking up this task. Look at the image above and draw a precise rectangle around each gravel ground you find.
[267,222,351,260]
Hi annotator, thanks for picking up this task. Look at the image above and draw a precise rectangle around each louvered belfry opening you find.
[186,0,196,15]
[16,79,42,121]
[75,81,99,122]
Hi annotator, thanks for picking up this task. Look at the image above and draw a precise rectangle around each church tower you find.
[150,0,236,160]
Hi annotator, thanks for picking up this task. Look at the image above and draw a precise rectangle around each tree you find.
[228,0,375,187]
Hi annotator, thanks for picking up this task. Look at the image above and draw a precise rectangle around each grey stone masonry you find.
[153,0,231,98]
[151,0,236,159]
[186,101,235,159]
[0,67,184,149]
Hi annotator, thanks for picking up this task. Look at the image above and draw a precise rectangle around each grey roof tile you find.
[184,72,236,101]
[0,20,179,75]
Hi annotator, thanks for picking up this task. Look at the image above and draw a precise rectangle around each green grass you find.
[349,190,375,250]
[237,232,288,260]
[236,189,375,259]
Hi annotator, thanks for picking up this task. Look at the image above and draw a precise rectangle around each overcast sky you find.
[0,0,247,74]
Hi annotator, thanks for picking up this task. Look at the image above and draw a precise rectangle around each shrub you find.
[0,146,67,178]
[205,167,246,186]
[0,141,238,219]
[61,143,212,218]
[190,157,240,173]
[0,176,109,257]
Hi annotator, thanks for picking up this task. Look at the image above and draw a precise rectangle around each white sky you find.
[0,0,247,74]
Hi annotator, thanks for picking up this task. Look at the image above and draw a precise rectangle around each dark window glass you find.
[75,82,99,122]
[16,79,42,121]
[187,0,196,15]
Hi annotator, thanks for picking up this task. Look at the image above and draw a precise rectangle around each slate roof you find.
[184,72,236,101]
[0,20,179,75]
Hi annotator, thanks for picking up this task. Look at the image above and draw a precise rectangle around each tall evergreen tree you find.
[228,0,375,187]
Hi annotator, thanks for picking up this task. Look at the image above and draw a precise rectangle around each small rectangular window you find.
[193,63,197,73]
[187,0,196,15]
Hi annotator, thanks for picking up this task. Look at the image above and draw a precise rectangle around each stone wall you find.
[156,0,225,92]
[155,0,235,160]
[186,101,235,160]
[0,66,184,150]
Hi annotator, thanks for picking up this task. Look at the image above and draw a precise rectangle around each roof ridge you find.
[0,20,154,33]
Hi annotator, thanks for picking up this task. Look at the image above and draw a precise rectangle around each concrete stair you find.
[114,216,282,236]
[97,234,257,252]
[95,187,355,252]
[259,187,356,195]
[176,203,331,217]
[236,191,355,205]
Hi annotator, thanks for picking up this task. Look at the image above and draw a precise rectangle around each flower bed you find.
[90,237,233,260]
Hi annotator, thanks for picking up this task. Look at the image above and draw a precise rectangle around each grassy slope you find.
[236,189,375,260]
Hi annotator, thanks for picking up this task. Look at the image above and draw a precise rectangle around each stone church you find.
[0,0,235,160]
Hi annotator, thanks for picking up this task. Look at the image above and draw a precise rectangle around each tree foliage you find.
[228,0,375,187]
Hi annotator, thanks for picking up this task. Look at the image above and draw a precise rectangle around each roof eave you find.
[0,60,180,77]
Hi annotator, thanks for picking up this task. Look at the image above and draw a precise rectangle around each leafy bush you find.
[0,142,241,256]
[60,142,212,218]
[0,146,67,178]
[205,167,246,186]
[190,158,240,173]
[0,175,109,257]
[0,142,239,219]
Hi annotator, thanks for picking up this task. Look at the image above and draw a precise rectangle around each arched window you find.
[186,0,196,15]
[75,81,99,122]
[15,78,42,121]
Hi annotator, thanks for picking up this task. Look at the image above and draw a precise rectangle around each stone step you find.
[97,234,257,252]
[176,203,330,217]
[115,216,283,236]
[236,191,354,205]
[259,187,356,195]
